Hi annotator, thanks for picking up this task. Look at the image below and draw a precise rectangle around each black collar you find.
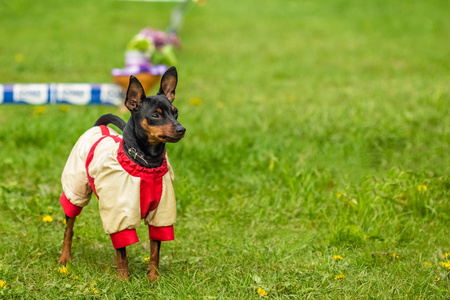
[123,143,149,166]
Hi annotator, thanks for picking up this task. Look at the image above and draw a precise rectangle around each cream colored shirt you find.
[61,126,176,235]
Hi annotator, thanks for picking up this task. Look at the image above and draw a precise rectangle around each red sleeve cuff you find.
[149,225,174,241]
[110,229,139,249]
[59,193,83,218]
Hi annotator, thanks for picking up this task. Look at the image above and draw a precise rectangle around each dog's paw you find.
[147,267,160,282]
[58,254,72,265]
[117,269,130,281]
[147,271,159,282]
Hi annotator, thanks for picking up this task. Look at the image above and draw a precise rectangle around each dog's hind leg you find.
[58,193,83,265]
[147,240,161,282]
[59,215,76,265]
[116,247,130,281]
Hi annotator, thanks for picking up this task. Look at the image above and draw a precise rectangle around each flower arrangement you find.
[124,28,180,69]
[112,28,181,93]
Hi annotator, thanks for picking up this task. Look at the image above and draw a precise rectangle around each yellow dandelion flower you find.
[445,252,449,258]
[334,255,343,261]
[336,193,342,198]
[59,266,69,275]
[75,276,79,280]
[334,274,345,280]
[424,262,431,267]
[143,257,150,262]
[15,53,24,63]
[59,105,70,112]
[42,215,53,223]
[440,261,450,270]
[392,253,399,259]
[257,288,268,297]
[33,106,47,117]
[0,280,6,289]
[91,287,99,295]
[418,185,427,192]
[435,276,440,281]
[268,157,275,171]
[189,98,202,106]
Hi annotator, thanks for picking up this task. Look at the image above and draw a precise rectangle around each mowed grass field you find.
[1,0,449,298]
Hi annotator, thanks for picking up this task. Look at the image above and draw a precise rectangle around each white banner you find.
[13,84,48,105]
[56,84,92,105]
[100,84,123,106]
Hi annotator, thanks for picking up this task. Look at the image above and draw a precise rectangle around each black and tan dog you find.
[58,67,185,281]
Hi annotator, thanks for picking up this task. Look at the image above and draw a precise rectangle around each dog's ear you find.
[125,76,146,111]
[157,66,178,103]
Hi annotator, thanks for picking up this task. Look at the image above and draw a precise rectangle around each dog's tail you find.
[94,114,126,131]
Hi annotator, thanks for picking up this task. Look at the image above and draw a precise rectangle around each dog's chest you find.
[87,136,171,219]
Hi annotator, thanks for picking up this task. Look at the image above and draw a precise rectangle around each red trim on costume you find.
[110,229,139,249]
[100,125,110,136]
[116,141,168,219]
[139,176,164,219]
[149,225,174,241]
[85,129,122,197]
[85,137,104,197]
[117,141,168,177]
[59,193,83,218]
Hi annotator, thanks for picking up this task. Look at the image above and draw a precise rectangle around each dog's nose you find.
[177,127,186,136]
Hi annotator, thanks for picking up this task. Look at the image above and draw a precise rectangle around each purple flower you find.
[139,28,181,49]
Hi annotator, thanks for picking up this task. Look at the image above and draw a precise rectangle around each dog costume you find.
[59,125,176,249]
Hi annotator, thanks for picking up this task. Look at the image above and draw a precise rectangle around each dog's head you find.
[125,67,186,145]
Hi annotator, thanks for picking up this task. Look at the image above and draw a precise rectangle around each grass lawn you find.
[0,0,449,298]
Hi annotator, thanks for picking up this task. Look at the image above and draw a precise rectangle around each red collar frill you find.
[116,140,169,179]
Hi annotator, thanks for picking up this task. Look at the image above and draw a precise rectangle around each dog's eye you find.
[152,113,160,118]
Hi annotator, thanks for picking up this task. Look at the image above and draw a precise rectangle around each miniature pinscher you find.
[58,66,185,281]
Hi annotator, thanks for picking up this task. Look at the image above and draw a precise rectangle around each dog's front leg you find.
[59,215,76,265]
[147,240,161,281]
[116,247,130,281]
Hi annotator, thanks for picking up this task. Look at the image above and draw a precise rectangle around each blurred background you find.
[1,0,448,177]
[0,0,449,297]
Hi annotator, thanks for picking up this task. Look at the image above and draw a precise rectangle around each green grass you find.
[1,0,450,298]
